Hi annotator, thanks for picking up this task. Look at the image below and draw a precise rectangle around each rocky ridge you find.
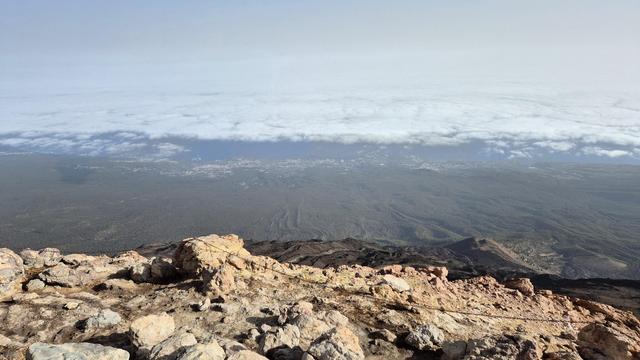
[1,234,639,359]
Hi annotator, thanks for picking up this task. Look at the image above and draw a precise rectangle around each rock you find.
[202,264,236,297]
[130,262,152,283]
[149,332,198,360]
[578,322,640,359]
[381,274,411,292]
[321,310,348,327]
[84,309,122,330]
[404,324,444,351]
[21,248,62,269]
[63,301,80,310]
[195,297,211,312]
[290,314,332,346]
[259,324,301,354]
[25,279,46,292]
[307,326,364,360]
[99,278,138,291]
[0,248,24,300]
[369,329,397,343]
[27,342,129,360]
[150,257,179,283]
[226,350,269,360]
[174,234,251,276]
[38,263,80,287]
[279,301,314,324]
[379,265,403,275]
[62,253,100,266]
[178,342,226,360]
[130,313,176,349]
[464,335,541,360]
[504,278,535,296]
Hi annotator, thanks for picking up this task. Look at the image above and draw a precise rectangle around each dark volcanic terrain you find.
[1,154,639,280]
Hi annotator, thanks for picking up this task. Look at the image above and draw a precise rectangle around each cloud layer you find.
[1,83,639,160]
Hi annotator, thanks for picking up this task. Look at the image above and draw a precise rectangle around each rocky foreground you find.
[1,234,639,360]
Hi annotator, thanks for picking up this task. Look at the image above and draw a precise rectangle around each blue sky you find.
[1,1,639,160]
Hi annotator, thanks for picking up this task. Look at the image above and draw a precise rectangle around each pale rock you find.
[38,263,80,287]
[464,335,541,360]
[63,301,80,310]
[130,313,176,349]
[174,234,251,276]
[0,248,24,300]
[84,309,122,330]
[259,324,301,354]
[149,332,198,360]
[202,264,236,297]
[290,314,332,346]
[178,342,226,360]
[404,324,444,351]
[25,279,46,292]
[504,278,535,296]
[307,326,364,360]
[381,275,411,292]
[27,342,129,360]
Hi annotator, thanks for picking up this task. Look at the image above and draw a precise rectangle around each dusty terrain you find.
[1,234,639,359]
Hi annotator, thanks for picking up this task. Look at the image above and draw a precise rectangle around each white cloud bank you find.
[1,82,639,158]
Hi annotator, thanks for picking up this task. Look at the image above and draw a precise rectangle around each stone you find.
[130,313,176,349]
[226,350,269,360]
[259,324,301,354]
[149,332,198,360]
[173,234,251,276]
[464,335,541,360]
[21,248,62,269]
[504,278,535,296]
[195,297,211,312]
[0,248,24,300]
[63,301,81,310]
[38,263,79,287]
[130,262,152,283]
[578,322,640,359]
[27,342,129,360]
[369,329,397,343]
[84,309,122,330]
[404,324,444,351]
[381,274,411,292]
[307,326,364,360]
[25,279,46,292]
[321,310,349,327]
[177,342,226,360]
[290,314,332,346]
[99,278,138,291]
[202,264,236,297]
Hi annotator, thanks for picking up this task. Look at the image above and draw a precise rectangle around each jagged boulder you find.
[578,322,640,359]
[149,332,198,360]
[178,342,226,360]
[462,335,540,360]
[0,248,24,300]
[307,326,364,360]
[20,248,62,269]
[202,264,236,297]
[174,234,251,276]
[259,324,301,355]
[404,324,444,351]
[130,313,176,349]
[27,342,129,360]
[504,278,535,296]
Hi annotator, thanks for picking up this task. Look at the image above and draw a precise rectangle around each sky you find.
[1,0,639,160]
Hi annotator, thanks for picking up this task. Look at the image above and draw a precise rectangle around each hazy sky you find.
[1,0,639,159]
